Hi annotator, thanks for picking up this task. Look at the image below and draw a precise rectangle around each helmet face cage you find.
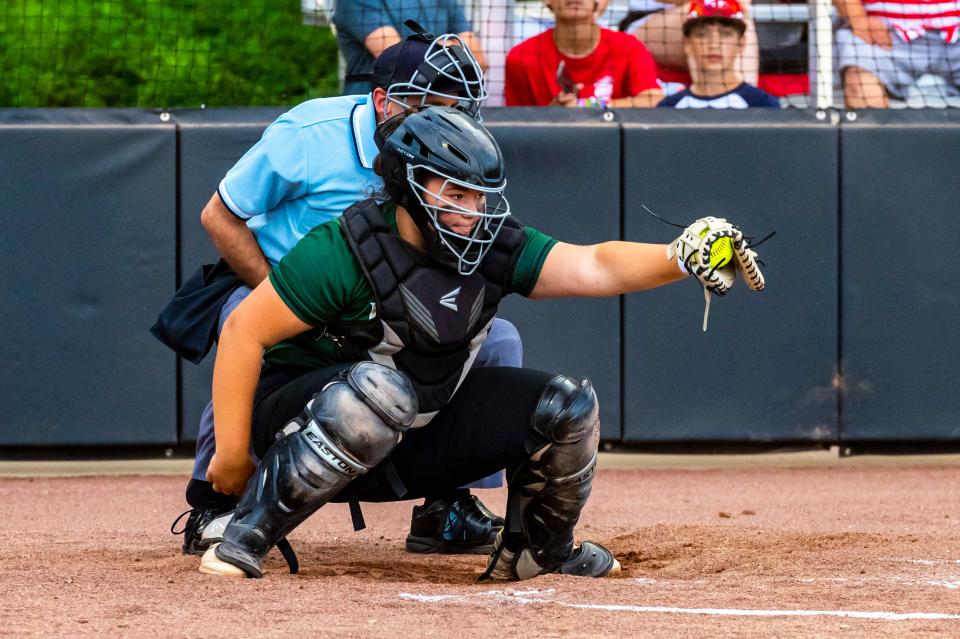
[405,164,510,275]
[386,34,487,120]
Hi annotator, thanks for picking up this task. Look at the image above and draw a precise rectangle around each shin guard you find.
[483,375,600,580]
[210,362,417,577]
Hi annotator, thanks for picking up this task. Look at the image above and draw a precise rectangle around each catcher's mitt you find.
[668,216,765,330]
[667,216,739,296]
[732,236,765,292]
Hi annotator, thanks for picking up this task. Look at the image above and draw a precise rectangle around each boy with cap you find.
[658,0,779,108]
[164,31,513,564]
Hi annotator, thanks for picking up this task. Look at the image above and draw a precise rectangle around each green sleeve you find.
[508,226,558,297]
[268,220,372,326]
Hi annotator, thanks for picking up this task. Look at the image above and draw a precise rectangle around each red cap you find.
[685,0,745,23]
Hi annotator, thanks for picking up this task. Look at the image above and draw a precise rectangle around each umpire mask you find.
[377,107,510,275]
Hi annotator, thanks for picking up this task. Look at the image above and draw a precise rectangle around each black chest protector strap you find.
[340,199,524,417]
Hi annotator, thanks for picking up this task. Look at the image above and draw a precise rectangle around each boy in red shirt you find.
[505,0,663,107]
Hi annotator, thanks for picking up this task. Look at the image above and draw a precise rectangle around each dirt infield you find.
[2,461,959,637]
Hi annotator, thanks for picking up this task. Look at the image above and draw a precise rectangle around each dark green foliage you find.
[0,0,341,107]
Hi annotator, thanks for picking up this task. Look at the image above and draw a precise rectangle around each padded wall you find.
[620,110,839,442]
[840,110,960,441]
[175,109,284,441]
[6,107,958,448]
[485,109,623,440]
[0,110,177,445]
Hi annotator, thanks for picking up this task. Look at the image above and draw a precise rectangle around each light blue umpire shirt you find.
[217,94,382,265]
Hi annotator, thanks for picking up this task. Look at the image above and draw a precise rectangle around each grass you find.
[0,0,341,107]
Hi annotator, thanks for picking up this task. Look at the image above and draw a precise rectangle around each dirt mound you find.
[606,525,914,578]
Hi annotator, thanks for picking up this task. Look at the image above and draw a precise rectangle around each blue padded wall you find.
[174,108,284,442]
[840,110,960,441]
[0,110,177,445]
[8,107,959,448]
[485,109,622,440]
[620,110,839,442]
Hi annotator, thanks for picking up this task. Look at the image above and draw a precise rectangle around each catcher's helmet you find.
[376,106,510,275]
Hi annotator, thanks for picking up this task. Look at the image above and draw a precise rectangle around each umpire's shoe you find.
[405,491,504,554]
[171,507,234,556]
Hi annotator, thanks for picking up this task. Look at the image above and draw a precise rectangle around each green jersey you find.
[266,202,557,371]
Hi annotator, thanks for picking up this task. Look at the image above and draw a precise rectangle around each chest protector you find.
[340,198,524,427]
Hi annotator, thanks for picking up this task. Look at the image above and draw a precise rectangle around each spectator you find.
[659,0,780,107]
[333,0,487,96]
[835,0,960,107]
[505,0,663,107]
[627,0,760,85]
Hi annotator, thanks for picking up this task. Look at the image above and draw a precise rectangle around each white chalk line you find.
[882,558,960,566]
[399,589,960,622]
[797,577,960,590]
[633,576,960,590]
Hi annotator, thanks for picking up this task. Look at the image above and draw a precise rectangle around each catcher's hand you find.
[668,216,766,330]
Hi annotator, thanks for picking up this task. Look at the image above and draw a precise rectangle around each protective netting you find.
[2,0,958,109]
[478,0,960,108]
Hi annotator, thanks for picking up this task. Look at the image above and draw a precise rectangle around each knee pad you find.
[528,374,600,481]
[484,375,600,581]
[298,360,417,473]
[216,362,417,577]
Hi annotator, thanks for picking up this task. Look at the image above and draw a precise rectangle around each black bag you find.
[149,260,243,364]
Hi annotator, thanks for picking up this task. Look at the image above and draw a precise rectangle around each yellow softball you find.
[710,237,734,269]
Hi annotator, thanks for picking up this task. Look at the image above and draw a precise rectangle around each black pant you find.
[252,363,556,503]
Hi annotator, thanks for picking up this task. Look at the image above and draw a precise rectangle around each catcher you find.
[198,106,765,580]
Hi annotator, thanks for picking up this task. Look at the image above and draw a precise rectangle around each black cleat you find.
[171,507,234,556]
[405,492,504,554]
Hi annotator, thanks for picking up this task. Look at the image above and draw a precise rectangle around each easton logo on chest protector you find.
[398,276,484,345]
[439,287,460,312]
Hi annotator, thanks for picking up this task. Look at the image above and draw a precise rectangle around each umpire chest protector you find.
[340,198,524,426]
